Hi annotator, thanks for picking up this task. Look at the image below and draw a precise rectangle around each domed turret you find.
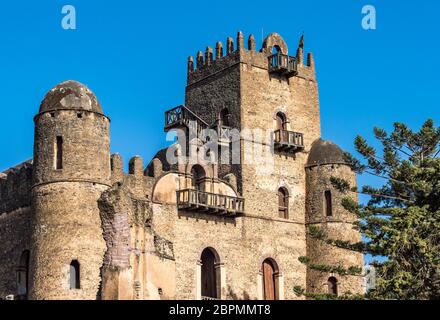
[38,80,103,115]
[306,139,347,168]
[305,139,364,296]
[29,80,110,299]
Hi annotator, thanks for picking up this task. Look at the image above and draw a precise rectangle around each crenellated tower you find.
[183,31,320,221]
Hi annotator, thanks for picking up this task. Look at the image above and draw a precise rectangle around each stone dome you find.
[306,139,347,167]
[39,80,103,115]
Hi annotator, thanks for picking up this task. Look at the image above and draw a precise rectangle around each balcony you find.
[268,53,298,77]
[164,105,209,136]
[176,189,244,216]
[274,129,304,153]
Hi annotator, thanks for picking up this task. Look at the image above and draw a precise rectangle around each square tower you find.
[184,32,321,222]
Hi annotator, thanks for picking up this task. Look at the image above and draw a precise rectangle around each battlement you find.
[187,31,316,86]
[0,160,33,214]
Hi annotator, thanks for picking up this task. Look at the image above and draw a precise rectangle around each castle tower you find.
[185,32,320,220]
[305,140,364,296]
[29,81,110,299]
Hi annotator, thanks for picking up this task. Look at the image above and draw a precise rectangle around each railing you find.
[176,189,244,215]
[164,105,209,136]
[268,53,297,76]
[201,296,220,300]
[274,129,304,152]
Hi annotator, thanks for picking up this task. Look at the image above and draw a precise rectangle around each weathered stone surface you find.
[0,31,364,300]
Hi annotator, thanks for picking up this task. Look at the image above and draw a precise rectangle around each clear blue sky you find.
[0,0,439,183]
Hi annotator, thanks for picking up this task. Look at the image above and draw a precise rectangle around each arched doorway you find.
[17,250,30,298]
[191,164,206,192]
[275,112,287,131]
[261,258,279,300]
[201,248,219,299]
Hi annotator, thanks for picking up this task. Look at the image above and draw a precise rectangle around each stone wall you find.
[305,164,364,295]
[0,207,31,298]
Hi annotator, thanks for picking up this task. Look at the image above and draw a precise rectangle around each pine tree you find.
[298,119,440,300]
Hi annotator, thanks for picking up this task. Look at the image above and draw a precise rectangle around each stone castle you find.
[0,32,364,300]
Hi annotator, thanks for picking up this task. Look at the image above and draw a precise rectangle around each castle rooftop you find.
[39,80,103,115]
[306,139,347,167]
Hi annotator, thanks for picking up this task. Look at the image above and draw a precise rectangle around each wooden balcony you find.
[268,53,298,77]
[176,189,244,216]
[164,105,208,136]
[274,129,304,153]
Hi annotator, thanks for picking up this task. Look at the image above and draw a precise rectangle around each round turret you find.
[305,139,364,296]
[29,81,110,299]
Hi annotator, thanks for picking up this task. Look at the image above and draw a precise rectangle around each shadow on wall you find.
[226,285,254,300]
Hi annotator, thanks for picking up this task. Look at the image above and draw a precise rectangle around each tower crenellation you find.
[187,31,316,86]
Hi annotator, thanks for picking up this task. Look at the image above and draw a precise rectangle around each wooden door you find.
[201,249,217,298]
[262,259,276,300]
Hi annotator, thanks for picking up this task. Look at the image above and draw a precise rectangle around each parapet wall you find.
[0,160,33,214]
[187,31,316,86]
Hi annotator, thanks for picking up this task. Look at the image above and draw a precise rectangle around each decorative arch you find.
[262,33,289,55]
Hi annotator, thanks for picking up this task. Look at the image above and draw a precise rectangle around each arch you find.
[262,33,288,55]
[219,108,231,127]
[17,250,30,297]
[275,112,287,131]
[191,164,206,192]
[261,258,279,300]
[278,187,289,219]
[70,260,80,289]
[271,45,281,55]
[327,276,338,296]
[200,247,220,299]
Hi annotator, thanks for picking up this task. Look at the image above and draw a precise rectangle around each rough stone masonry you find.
[0,31,364,300]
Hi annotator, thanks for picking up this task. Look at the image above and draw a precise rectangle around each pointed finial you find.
[248,34,256,51]
[299,32,304,49]
[307,52,315,70]
[226,37,234,54]
[237,31,244,51]
[205,47,213,66]
[196,51,204,69]
[187,56,194,72]
[216,41,223,59]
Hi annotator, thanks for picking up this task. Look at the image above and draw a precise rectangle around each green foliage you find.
[299,119,440,300]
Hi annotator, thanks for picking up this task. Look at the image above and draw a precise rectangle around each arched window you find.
[271,45,281,55]
[324,190,333,217]
[278,187,289,219]
[328,277,338,296]
[17,250,30,297]
[191,165,206,192]
[220,108,231,127]
[261,258,279,300]
[201,248,219,299]
[275,112,287,131]
[70,260,80,289]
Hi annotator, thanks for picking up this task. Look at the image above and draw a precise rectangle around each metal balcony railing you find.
[176,189,244,215]
[274,129,304,152]
[268,53,298,77]
[164,105,209,136]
